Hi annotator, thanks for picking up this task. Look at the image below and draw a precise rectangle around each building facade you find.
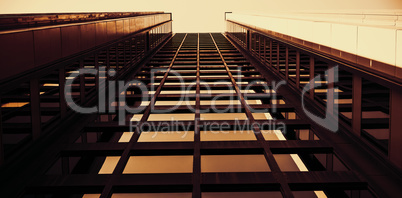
[0,12,401,198]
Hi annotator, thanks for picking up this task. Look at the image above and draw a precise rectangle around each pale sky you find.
[0,0,401,32]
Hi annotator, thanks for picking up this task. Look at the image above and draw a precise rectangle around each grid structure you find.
[227,21,402,197]
[0,11,399,197]
[0,21,171,161]
[226,21,402,160]
[0,12,165,31]
[0,18,172,197]
[2,33,383,198]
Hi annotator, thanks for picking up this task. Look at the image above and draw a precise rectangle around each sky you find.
[0,0,401,33]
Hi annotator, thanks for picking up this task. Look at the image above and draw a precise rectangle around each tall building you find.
[0,12,401,198]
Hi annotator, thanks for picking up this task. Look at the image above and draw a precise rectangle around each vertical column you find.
[309,57,315,100]
[247,30,251,51]
[135,37,138,61]
[79,60,85,103]
[106,49,111,71]
[95,54,99,90]
[193,33,201,198]
[269,39,272,67]
[123,41,126,66]
[211,33,294,198]
[327,64,335,116]
[30,78,41,140]
[389,89,402,168]
[285,47,289,80]
[95,54,103,114]
[157,25,160,46]
[100,33,188,198]
[243,28,246,48]
[258,35,261,58]
[156,27,158,47]
[170,14,173,34]
[106,48,113,120]
[0,97,3,165]
[296,50,300,88]
[115,43,119,71]
[59,67,66,118]
[276,43,280,72]
[352,75,362,136]
[129,38,133,59]
[263,37,266,62]
[150,29,153,49]
[145,31,150,52]
[253,34,256,53]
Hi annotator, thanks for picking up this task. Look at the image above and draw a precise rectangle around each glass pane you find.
[139,131,194,142]
[201,130,256,141]
[201,155,270,172]
[148,114,195,121]
[200,113,248,121]
[123,156,193,174]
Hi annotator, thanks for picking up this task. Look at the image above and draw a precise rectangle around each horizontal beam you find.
[84,120,310,132]
[28,171,365,193]
[60,140,331,156]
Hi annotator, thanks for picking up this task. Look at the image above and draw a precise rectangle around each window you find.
[201,155,270,172]
[138,131,194,142]
[200,113,248,121]
[147,114,195,121]
[202,192,282,198]
[131,114,195,121]
[200,130,256,141]
[200,100,240,105]
[123,156,193,174]
[155,101,195,106]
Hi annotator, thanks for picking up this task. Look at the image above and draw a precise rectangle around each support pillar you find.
[352,75,362,136]
[296,50,300,87]
[309,57,315,100]
[0,97,3,165]
[59,68,66,118]
[389,89,402,168]
[30,78,41,140]
[285,47,289,80]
